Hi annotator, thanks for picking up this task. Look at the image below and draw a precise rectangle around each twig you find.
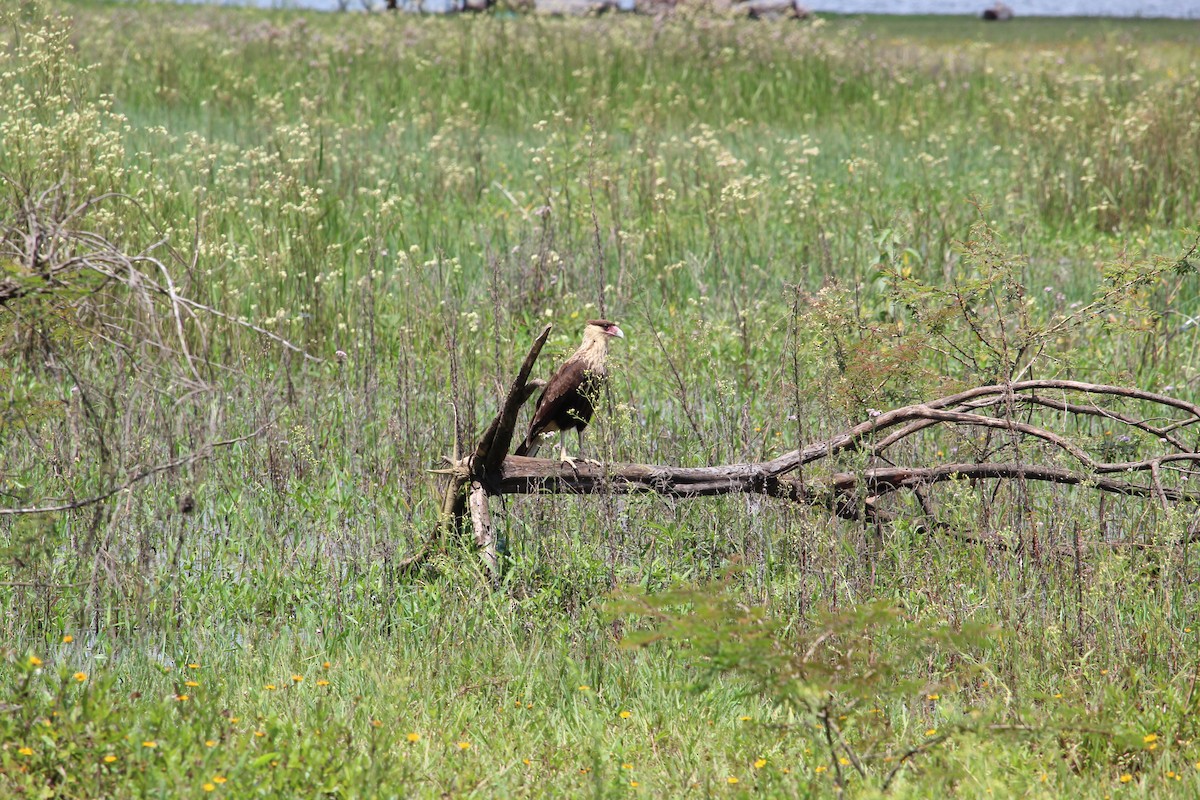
[1,422,272,516]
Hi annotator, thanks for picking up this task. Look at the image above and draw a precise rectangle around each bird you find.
[514,319,624,465]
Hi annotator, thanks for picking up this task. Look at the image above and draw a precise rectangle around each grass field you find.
[3,1,1200,796]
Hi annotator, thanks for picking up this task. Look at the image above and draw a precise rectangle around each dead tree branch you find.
[407,337,1200,573]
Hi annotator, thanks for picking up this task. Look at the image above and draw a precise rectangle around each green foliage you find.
[614,573,1005,792]
[2,3,1200,797]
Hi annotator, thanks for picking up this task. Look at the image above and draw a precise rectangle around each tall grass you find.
[3,2,1200,796]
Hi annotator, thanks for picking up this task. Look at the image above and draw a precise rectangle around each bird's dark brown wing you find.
[515,358,603,455]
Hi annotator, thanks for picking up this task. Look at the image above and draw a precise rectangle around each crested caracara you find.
[514,319,624,463]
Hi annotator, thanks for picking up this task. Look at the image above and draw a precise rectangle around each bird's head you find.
[586,319,625,340]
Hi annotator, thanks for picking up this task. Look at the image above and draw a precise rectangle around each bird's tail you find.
[514,438,539,458]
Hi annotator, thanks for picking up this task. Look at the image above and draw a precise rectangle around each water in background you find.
[810,0,1199,17]
[180,0,1200,17]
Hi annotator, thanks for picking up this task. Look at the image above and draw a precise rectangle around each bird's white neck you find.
[574,328,611,371]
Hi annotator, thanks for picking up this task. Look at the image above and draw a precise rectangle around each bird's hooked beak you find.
[607,325,625,339]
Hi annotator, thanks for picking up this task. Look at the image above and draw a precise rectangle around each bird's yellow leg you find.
[558,441,579,468]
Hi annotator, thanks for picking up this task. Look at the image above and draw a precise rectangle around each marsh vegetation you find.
[3,3,1200,796]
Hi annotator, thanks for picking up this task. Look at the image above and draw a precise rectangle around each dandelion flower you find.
[142,741,157,748]
[62,635,74,644]
[1119,774,1132,783]
[739,715,751,722]
[185,680,199,688]
[230,717,240,723]
[213,776,226,784]
[316,680,330,687]
[322,661,331,669]
[74,672,88,682]
[406,733,420,742]
[754,758,767,769]
[28,656,42,667]
[291,675,303,683]
[815,766,828,774]
[188,663,200,670]
[622,763,633,769]
[839,757,850,766]
[104,754,117,763]
[630,780,639,787]
[254,731,265,738]
[265,684,276,691]
[205,740,217,748]
[1143,733,1158,744]
[203,783,215,792]
[523,759,532,766]
[578,685,590,692]
[619,710,631,719]
[926,728,938,736]
[176,694,189,702]
[458,741,471,750]
[727,776,739,784]
[926,694,940,701]
[18,747,33,756]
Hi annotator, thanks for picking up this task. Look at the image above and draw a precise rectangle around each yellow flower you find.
[815,766,828,774]
[457,741,471,750]
[316,680,330,687]
[142,741,157,748]
[74,672,87,682]
[322,661,331,669]
[265,684,276,691]
[1119,774,1132,783]
[213,776,227,784]
[523,759,532,766]
[406,732,420,742]
[205,740,217,748]
[782,768,791,774]
[578,685,590,692]
[727,777,739,784]
[254,731,265,738]
[291,675,303,683]
[104,754,118,763]
[62,635,74,643]
[18,747,33,756]
[371,720,382,728]
[176,694,189,701]
[619,710,632,719]
[622,763,633,769]
[188,663,200,669]
[203,783,215,792]
[738,715,751,722]
[926,693,940,701]
[1143,733,1158,744]
[185,680,199,688]
[630,781,639,787]
[754,758,767,769]
[926,728,938,736]
[230,717,240,723]
[839,757,850,766]
[28,656,42,667]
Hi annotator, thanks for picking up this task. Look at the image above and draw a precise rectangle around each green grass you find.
[3,1,1200,796]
